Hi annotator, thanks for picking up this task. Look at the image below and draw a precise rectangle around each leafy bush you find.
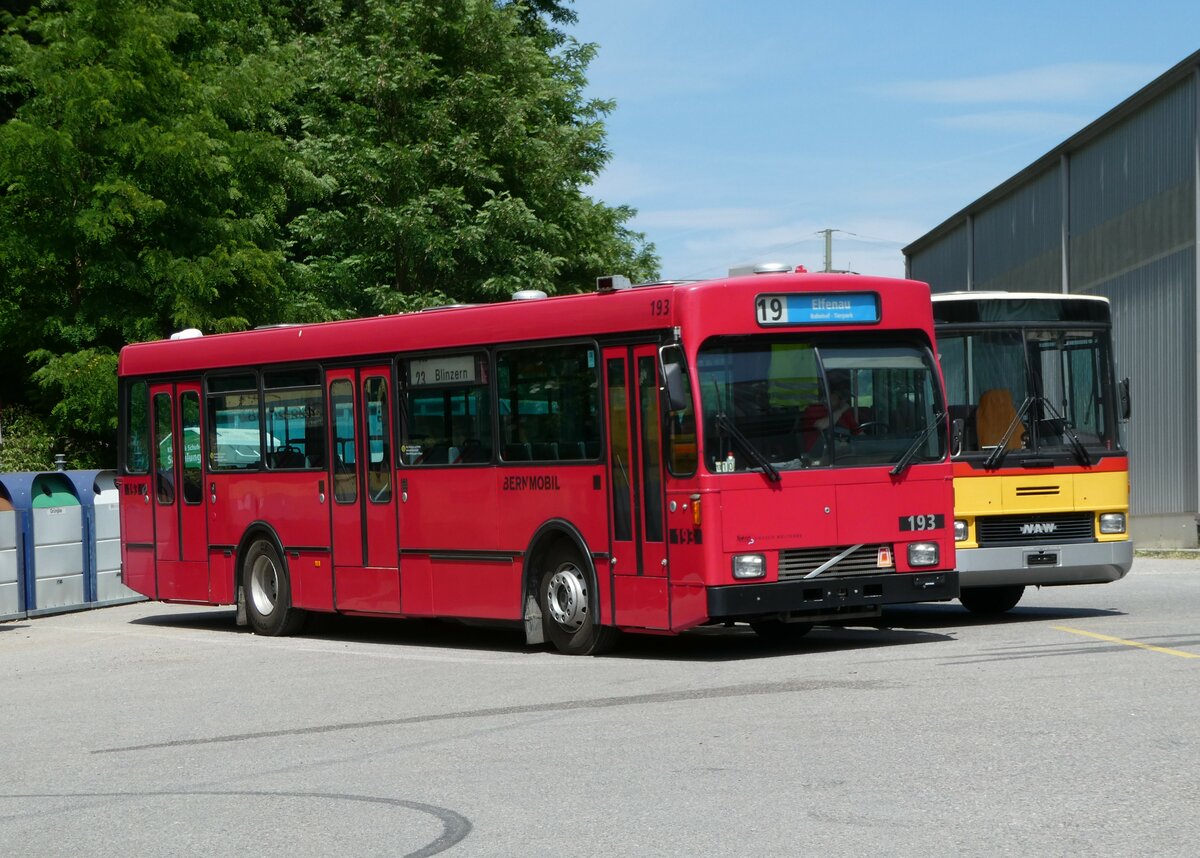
[0,406,57,472]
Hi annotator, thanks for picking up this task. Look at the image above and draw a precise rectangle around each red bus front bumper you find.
[706,569,958,622]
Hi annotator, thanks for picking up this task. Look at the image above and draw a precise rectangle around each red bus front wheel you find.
[750,619,814,647]
[243,538,307,637]
[539,547,617,656]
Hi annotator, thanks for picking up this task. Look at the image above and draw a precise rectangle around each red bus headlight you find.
[907,542,940,567]
[732,554,766,579]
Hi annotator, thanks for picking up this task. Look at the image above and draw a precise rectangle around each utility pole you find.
[818,228,838,272]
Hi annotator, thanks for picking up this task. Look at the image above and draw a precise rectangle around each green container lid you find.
[31,474,79,508]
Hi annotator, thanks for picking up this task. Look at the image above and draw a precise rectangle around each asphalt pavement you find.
[2,555,1197,857]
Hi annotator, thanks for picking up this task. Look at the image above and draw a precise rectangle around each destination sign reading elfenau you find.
[756,292,880,326]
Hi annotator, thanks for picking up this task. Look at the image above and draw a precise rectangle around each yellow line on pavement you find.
[1054,626,1200,659]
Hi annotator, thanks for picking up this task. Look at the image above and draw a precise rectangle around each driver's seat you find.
[976,389,1025,450]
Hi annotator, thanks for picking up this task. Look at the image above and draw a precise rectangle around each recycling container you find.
[67,469,143,606]
[22,472,87,615]
[0,484,23,621]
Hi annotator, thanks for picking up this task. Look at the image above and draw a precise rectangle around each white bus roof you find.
[932,291,1110,305]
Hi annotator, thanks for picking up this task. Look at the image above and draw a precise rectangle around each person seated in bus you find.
[800,376,860,452]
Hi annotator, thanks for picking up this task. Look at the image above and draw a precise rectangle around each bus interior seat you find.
[561,441,587,461]
[531,442,559,460]
[457,438,488,463]
[418,444,449,465]
[304,429,325,467]
[271,447,306,469]
[504,442,532,461]
[976,389,1025,450]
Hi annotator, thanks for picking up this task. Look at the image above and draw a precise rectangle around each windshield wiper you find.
[1036,397,1092,467]
[890,410,947,477]
[984,396,1034,469]
[714,412,780,482]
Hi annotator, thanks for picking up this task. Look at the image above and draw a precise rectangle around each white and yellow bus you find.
[933,292,1132,614]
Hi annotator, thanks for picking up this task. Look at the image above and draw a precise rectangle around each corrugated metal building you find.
[904,51,1200,548]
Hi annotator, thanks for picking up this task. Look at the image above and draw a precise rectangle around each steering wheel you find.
[856,422,890,437]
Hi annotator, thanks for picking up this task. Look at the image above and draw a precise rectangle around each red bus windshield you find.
[697,337,946,472]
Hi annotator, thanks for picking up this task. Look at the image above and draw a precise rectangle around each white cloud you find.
[879,62,1164,104]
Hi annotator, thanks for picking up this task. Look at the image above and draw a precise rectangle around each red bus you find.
[117,269,957,654]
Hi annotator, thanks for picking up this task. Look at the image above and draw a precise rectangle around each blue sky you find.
[570,1,1200,280]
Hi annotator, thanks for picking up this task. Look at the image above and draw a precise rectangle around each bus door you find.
[327,367,400,613]
[603,345,669,628]
[150,380,210,601]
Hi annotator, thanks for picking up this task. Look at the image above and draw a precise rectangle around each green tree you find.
[0,0,306,459]
[0,0,658,460]
[0,406,54,471]
[288,0,657,316]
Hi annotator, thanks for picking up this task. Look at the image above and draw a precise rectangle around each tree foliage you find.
[289,0,656,315]
[0,0,307,457]
[0,0,658,462]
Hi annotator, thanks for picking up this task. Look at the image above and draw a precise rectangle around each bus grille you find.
[778,544,892,580]
[976,513,1094,547]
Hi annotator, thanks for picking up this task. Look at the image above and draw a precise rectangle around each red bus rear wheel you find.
[243,538,306,636]
[539,547,616,655]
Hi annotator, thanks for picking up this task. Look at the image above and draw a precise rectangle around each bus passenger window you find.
[264,368,325,469]
[402,353,492,466]
[607,357,633,541]
[365,376,392,502]
[153,392,175,504]
[330,379,357,502]
[497,344,600,463]
[206,373,262,470]
[179,391,203,504]
[123,380,150,475]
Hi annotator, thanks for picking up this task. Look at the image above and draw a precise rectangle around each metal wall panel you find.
[1080,248,1197,517]
[909,222,968,293]
[906,64,1199,540]
[974,165,1062,292]
[1070,77,1196,290]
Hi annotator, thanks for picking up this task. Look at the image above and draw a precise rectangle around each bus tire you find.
[243,538,306,636]
[959,584,1025,615]
[750,619,814,646]
[539,546,617,656]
